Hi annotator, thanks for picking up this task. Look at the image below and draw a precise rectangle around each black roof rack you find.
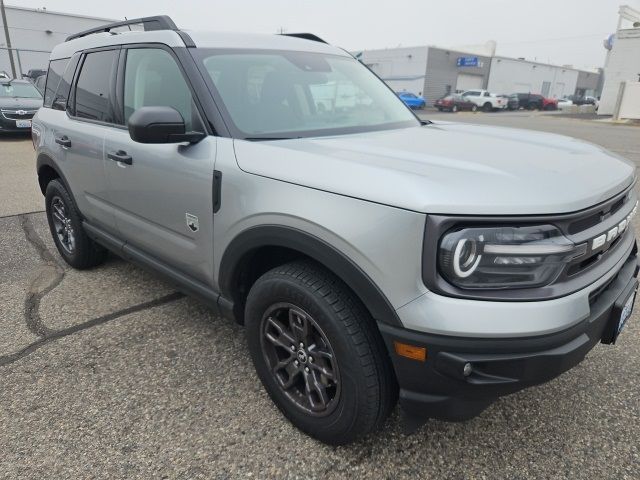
[280,33,328,44]
[65,15,178,42]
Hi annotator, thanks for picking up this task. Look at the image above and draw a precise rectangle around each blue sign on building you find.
[457,56,479,67]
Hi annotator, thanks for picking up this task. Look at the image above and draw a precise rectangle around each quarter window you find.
[43,58,68,108]
[74,50,119,123]
[52,55,80,111]
[123,48,196,130]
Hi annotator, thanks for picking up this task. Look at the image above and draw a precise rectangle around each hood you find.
[0,97,43,110]
[233,122,635,215]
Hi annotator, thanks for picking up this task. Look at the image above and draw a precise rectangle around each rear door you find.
[103,45,216,285]
[58,47,121,231]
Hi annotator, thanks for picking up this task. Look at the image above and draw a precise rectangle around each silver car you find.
[32,16,638,445]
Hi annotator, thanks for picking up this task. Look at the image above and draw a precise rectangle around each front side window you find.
[197,50,418,139]
[74,49,119,123]
[463,91,480,97]
[123,48,197,130]
[0,82,42,99]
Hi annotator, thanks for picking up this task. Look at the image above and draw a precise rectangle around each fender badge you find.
[185,213,199,232]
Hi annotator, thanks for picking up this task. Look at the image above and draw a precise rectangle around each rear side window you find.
[74,49,119,123]
[51,54,80,111]
[43,59,68,108]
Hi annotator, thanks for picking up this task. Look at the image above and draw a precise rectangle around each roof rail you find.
[280,33,328,44]
[65,15,178,42]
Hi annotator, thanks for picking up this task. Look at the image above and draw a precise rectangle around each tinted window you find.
[52,54,80,112]
[464,91,480,96]
[44,58,68,108]
[124,48,196,130]
[75,50,118,123]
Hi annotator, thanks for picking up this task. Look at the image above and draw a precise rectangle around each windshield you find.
[0,82,42,99]
[197,50,419,139]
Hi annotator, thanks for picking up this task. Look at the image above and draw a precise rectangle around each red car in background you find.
[542,96,558,111]
[435,94,478,112]
[515,93,558,111]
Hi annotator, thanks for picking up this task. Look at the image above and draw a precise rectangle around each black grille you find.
[1,111,36,120]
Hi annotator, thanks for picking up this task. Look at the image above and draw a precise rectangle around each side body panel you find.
[35,107,116,231]
[103,133,217,286]
[212,137,428,311]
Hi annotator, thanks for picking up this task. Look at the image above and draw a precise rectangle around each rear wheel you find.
[483,102,492,112]
[471,104,478,112]
[245,261,396,445]
[45,179,107,269]
[452,105,458,113]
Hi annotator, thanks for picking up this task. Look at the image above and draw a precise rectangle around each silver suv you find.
[33,16,638,445]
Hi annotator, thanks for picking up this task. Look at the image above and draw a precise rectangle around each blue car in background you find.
[396,91,426,109]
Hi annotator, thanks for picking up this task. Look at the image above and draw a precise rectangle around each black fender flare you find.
[36,153,79,208]
[218,225,403,327]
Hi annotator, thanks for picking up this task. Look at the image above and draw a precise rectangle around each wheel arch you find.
[37,154,71,196]
[218,225,403,328]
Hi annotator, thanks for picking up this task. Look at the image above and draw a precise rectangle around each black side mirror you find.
[128,106,206,144]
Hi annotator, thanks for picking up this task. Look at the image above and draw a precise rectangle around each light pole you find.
[0,0,16,78]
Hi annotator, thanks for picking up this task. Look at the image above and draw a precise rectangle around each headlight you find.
[438,225,578,289]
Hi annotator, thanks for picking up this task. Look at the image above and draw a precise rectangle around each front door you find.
[103,46,216,285]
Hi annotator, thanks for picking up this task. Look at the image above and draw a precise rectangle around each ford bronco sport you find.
[33,16,638,445]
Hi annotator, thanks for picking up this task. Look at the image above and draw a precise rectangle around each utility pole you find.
[0,0,16,78]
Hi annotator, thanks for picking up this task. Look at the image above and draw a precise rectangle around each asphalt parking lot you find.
[1,112,639,479]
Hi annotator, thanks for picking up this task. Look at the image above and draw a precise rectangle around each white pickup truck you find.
[461,89,508,112]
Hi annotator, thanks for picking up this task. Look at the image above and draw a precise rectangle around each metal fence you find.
[0,46,51,78]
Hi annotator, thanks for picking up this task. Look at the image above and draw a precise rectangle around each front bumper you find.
[0,116,32,133]
[379,246,638,423]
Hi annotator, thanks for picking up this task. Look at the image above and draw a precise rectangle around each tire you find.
[452,105,458,113]
[471,104,478,112]
[45,179,107,269]
[482,102,492,112]
[245,260,397,445]
[437,107,443,112]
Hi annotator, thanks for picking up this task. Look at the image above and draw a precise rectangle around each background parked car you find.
[396,91,426,109]
[0,71,10,79]
[499,94,519,111]
[0,79,43,133]
[557,97,574,110]
[461,89,508,112]
[542,97,558,111]
[23,69,47,83]
[515,93,556,110]
[435,94,478,112]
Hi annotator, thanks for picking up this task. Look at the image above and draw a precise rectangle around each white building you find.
[359,44,600,105]
[487,57,597,98]
[359,46,492,106]
[599,5,640,116]
[0,5,115,77]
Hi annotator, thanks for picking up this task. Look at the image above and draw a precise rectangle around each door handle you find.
[55,135,71,148]
[107,150,133,165]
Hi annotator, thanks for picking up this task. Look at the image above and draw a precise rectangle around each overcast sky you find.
[15,0,640,69]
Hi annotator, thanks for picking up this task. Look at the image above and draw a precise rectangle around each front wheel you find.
[452,105,458,113]
[483,102,492,112]
[245,261,397,445]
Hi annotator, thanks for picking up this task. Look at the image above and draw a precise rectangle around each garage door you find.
[456,73,484,92]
